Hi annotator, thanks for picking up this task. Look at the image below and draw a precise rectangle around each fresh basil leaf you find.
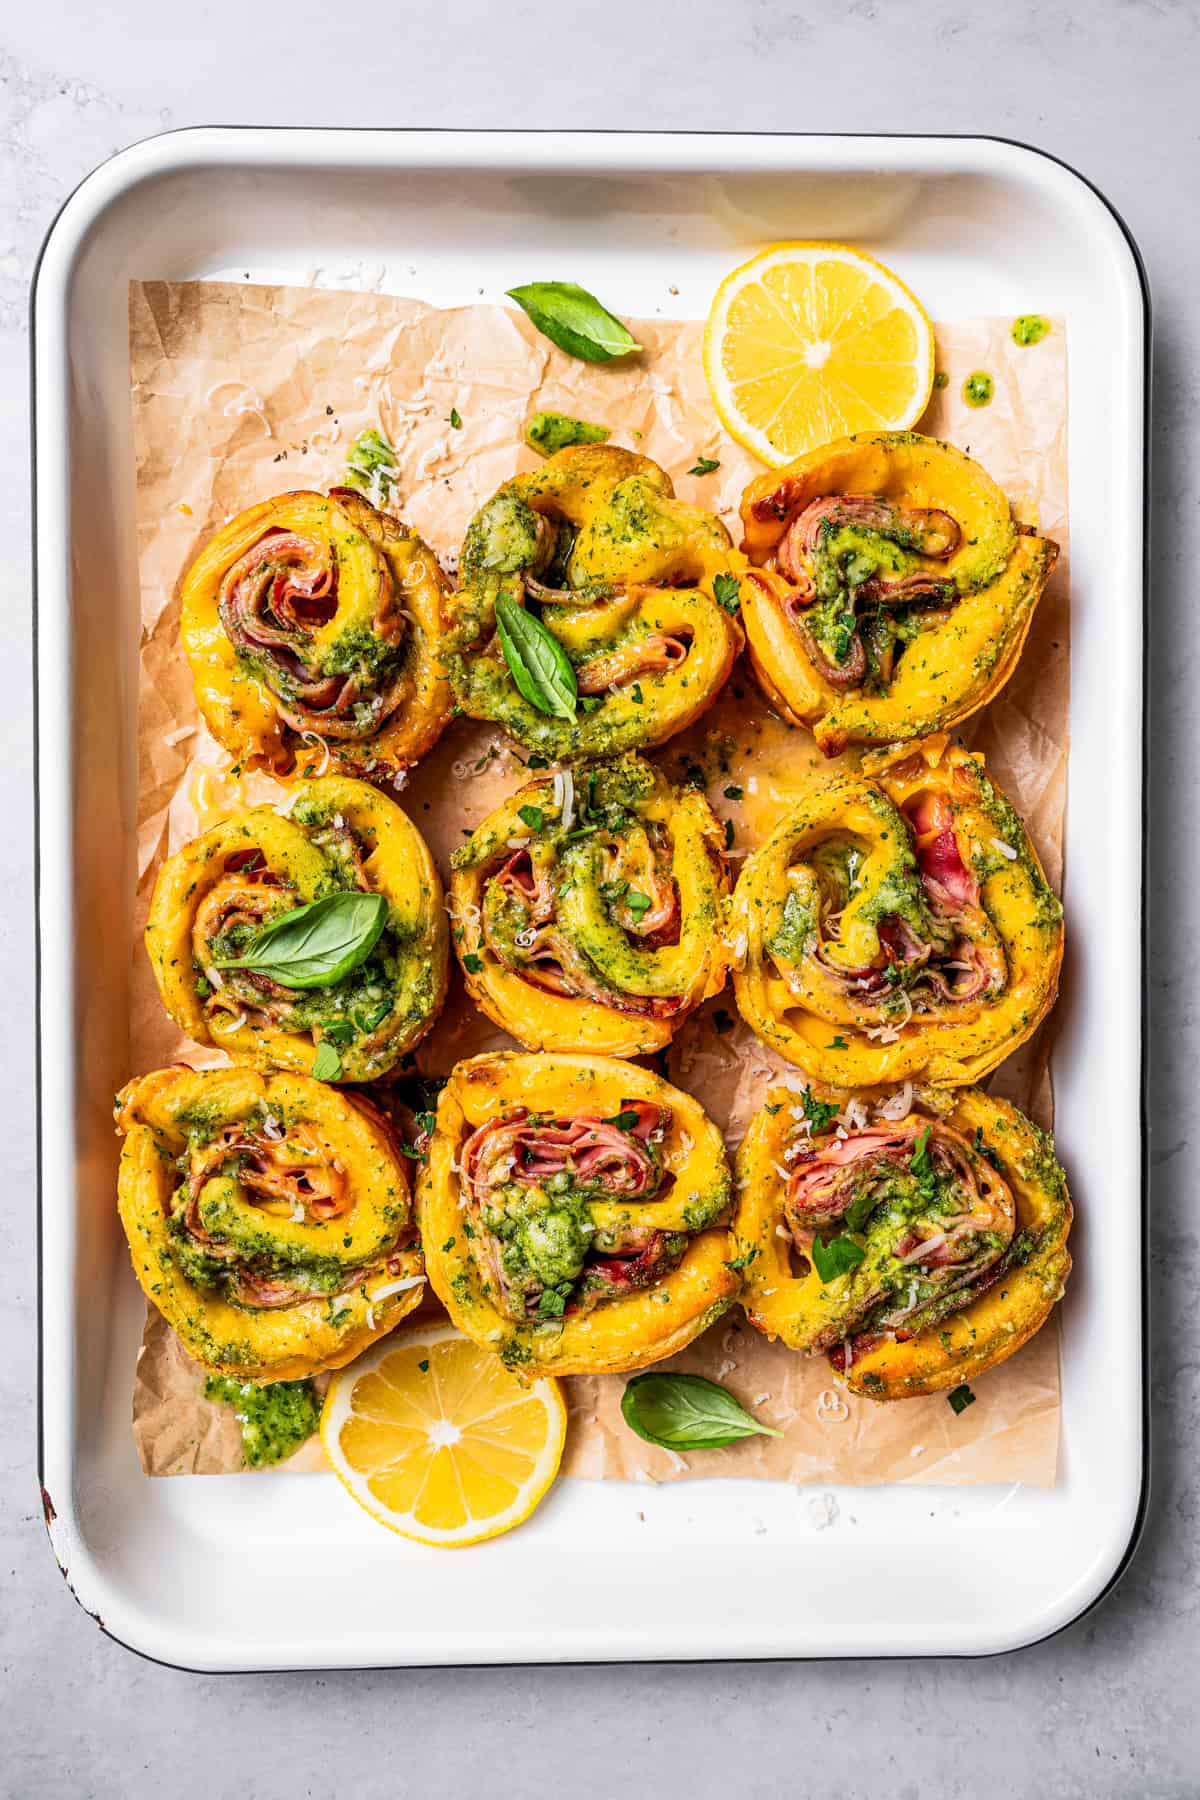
[601,1109,640,1131]
[518,804,545,832]
[947,1383,976,1415]
[311,1040,343,1081]
[713,572,741,615]
[462,953,484,975]
[688,455,721,476]
[449,407,462,429]
[494,590,578,720]
[811,1232,866,1283]
[212,891,388,989]
[526,410,611,457]
[624,889,652,919]
[620,1372,783,1451]
[506,282,642,364]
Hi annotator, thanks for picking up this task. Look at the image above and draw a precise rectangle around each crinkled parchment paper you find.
[128,281,1069,1485]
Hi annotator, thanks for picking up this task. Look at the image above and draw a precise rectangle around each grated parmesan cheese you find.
[371,1275,424,1302]
[299,731,330,777]
[554,768,575,830]
[875,1082,914,1121]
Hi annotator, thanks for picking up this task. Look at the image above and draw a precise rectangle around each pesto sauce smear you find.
[803,520,932,681]
[962,370,994,408]
[525,410,611,457]
[203,1374,321,1468]
[1011,315,1050,347]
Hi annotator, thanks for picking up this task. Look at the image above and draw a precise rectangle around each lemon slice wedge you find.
[703,242,935,467]
[321,1323,567,1547]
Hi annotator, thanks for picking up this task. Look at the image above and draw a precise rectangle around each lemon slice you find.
[703,242,935,467]
[321,1323,566,1547]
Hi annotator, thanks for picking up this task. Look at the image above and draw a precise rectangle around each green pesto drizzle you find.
[203,1374,321,1468]
[1011,315,1050,347]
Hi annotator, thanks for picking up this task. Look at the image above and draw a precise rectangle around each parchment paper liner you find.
[128,282,1069,1486]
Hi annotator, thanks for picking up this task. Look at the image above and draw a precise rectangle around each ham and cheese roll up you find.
[445,445,743,760]
[417,1053,740,1378]
[180,487,452,777]
[145,776,448,1084]
[450,755,730,1056]
[739,432,1057,756]
[733,1081,1071,1400]
[115,1067,425,1382]
[730,740,1063,1089]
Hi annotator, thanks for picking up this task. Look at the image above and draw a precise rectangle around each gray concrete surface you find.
[2,1,1194,1793]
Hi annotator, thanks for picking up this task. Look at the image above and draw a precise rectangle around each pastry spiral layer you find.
[145,776,448,1082]
[445,445,743,759]
[417,1053,740,1377]
[733,1080,1071,1399]
[730,740,1063,1087]
[115,1066,425,1381]
[180,487,452,776]
[739,432,1058,755]
[450,755,729,1056]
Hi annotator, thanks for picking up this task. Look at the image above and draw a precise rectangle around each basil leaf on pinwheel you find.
[494,590,578,720]
[212,891,389,990]
[811,1232,867,1283]
[620,1372,783,1452]
[506,282,643,364]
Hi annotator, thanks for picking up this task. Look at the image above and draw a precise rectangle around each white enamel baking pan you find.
[32,130,1147,1669]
